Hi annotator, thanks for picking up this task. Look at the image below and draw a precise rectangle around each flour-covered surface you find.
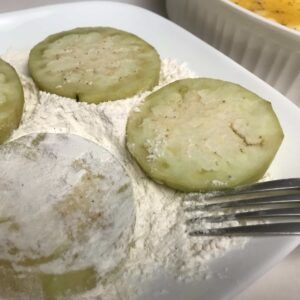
[2,52,246,299]
[0,133,135,275]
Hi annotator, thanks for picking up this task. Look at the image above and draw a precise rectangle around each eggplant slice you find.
[126,78,284,192]
[0,58,24,144]
[29,27,161,104]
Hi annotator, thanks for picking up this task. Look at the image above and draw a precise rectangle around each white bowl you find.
[166,0,300,106]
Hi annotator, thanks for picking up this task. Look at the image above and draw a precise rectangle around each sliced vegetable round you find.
[28,27,161,103]
[126,78,284,192]
[0,58,24,144]
[0,264,97,300]
[0,133,135,297]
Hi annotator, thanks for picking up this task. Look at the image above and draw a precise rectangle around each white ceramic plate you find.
[0,2,299,299]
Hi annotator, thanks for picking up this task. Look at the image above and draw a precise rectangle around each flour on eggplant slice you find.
[2,51,247,299]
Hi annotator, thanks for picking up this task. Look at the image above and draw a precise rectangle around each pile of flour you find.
[3,52,246,299]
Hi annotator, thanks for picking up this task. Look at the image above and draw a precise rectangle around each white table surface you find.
[0,1,299,300]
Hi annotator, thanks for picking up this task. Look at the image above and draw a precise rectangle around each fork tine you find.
[204,178,300,200]
[186,207,300,224]
[189,222,300,236]
[185,193,300,212]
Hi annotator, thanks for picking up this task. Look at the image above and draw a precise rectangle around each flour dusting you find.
[2,51,246,299]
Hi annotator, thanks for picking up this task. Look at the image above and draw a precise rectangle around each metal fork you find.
[185,178,300,236]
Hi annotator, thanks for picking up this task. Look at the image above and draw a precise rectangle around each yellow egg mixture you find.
[231,0,300,30]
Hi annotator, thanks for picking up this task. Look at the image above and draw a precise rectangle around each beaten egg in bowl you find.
[231,0,300,31]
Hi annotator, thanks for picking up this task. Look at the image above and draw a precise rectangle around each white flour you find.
[0,133,136,278]
[2,52,246,299]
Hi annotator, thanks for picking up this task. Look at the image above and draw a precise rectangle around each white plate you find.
[0,2,300,299]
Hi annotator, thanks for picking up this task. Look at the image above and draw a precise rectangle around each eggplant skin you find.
[28,27,161,104]
[126,78,284,192]
[0,58,24,144]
